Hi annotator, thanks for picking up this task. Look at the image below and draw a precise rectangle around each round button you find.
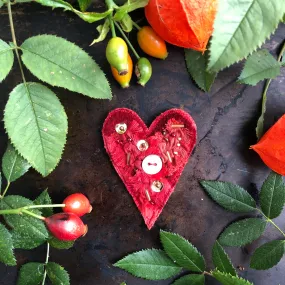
[142,155,162,175]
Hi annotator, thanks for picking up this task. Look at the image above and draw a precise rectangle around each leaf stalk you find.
[7,1,26,84]
[114,21,140,60]
[258,209,285,238]
[0,204,65,218]
[41,243,50,285]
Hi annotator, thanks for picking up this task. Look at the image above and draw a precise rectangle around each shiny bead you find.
[177,143,181,147]
[178,137,182,141]
[137,140,149,151]
[142,155,163,175]
[115,123,127,134]
[151,181,164,192]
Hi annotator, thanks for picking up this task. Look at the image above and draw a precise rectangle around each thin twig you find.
[114,21,140,60]
[7,1,26,84]
[41,243,50,285]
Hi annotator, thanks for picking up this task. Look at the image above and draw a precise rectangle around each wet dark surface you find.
[0,3,285,285]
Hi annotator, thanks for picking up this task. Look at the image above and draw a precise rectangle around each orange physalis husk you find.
[251,114,285,176]
[145,0,218,52]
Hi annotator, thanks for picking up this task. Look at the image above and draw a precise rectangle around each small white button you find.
[142,155,162,175]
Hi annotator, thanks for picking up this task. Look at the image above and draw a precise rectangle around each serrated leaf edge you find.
[3,82,68,177]
[212,241,237,276]
[160,230,205,272]
[20,34,112,99]
[200,180,256,212]
[212,269,254,285]
[114,248,182,281]
[207,1,285,72]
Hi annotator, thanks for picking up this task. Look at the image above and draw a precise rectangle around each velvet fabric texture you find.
[102,108,197,229]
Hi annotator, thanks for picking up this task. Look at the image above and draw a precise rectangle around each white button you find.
[142,155,162,175]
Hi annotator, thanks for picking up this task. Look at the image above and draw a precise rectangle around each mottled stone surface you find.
[0,3,284,285]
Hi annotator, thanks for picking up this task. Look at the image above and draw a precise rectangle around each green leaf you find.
[4,82,68,177]
[34,189,53,217]
[90,19,110,45]
[219,218,267,247]
[119,14,133,33]
[114,0,148,20]
[0,0,4,8]
[160,231,205,273]
[255,79,270,140]
[200,180,256,212]
[250,240,285,270]
[260,171,285,219]
[11,230,45,250]
[0,171,2,191]
[212,241,236,276]
[172,274,205,285]
[114,249,182,280]
[78,0,91,12]
[212,270,253,285]
[185,49,216,92]
[46,262,70,285]
[0,223,16,266]
[17,262,45,285]
[0,195,49,248]
[0,39,14,82]
[35,0,112,23]
[255,42,285,140]
[238,50,281,85]
[21,35,111,99]
[208,0,285,72]
[2,142,31,183]
[48,237,74,250]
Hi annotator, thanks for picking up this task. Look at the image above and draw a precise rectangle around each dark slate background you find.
[0,2,285,284]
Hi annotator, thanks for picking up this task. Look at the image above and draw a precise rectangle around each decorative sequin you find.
[115,123,127,134]
[151,181,164,192]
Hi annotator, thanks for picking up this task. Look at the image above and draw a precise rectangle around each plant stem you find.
[22,209,45,220]
[267,218,285,238]
[258,209,285,237]
[114,21,140,60]
[0,204,64,219]
[109,16,116,38]
[105,0,117,10]
[256,40,285,139]
[203,271,212,276]
[1,182,11,199]
[41,243,50,285]
[7,1,26,84]
[132,20,141,30]
[27,204,65,209]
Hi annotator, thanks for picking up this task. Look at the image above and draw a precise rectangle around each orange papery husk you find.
[145,0,218,52]
[251,114,285,175]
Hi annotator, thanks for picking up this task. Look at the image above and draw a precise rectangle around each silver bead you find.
[137,140,149,151]
[151,181,164,193]
[115,123,127,134]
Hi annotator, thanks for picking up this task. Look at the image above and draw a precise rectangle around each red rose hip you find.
[63,193,92,217]
[45,213,88,241]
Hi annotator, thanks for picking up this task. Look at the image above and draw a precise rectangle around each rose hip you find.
[63,193,92,217]
[45,213,88,241]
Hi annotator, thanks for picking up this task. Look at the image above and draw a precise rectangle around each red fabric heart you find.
[102,108,197,229]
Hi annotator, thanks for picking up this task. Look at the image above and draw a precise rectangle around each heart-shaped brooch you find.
[102,108,197,229]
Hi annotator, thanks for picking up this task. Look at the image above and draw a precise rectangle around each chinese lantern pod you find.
[251,114,285,176]
[145,0,218,52]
